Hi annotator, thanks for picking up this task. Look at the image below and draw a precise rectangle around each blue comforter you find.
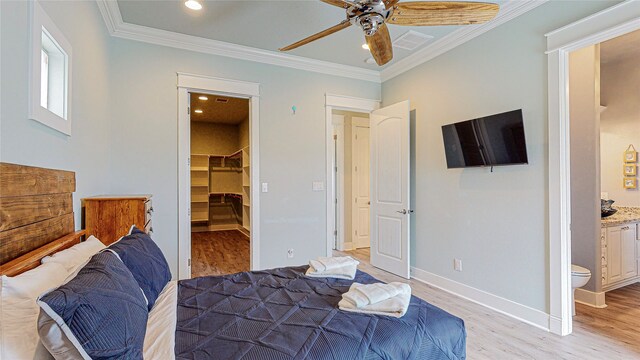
[175,266,466,360]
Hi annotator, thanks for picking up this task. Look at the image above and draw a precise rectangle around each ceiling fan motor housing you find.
[348,0,393,36]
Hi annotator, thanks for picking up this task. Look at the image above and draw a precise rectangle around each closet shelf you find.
[191,167,209,172]
[210,192,243,197]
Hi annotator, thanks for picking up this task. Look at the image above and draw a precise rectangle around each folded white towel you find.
[342,282,409,308]
[305,256,359,280]
[338,282,412,318]
[309,256,359,272]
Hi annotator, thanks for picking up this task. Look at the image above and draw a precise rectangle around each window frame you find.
[28,1,73,136]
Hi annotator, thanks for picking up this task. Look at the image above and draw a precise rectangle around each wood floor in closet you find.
[338,248,640,359]
[191,230,249,278]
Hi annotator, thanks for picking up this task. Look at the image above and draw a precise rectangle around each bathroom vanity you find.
[600,207,640,291]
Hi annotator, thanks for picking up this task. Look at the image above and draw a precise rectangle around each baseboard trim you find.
[549,315,563,335]
[574,288,607,308]
[603,277,640,292]
[410,266,550,332]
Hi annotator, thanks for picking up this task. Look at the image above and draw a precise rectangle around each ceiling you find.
[116,0,509,70]
[601,29,640,65]
[190,93,249,124]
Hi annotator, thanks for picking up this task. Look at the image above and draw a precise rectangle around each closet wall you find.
[191,116,249,233]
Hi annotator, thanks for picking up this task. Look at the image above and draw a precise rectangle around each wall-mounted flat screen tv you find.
[441,109,528,168]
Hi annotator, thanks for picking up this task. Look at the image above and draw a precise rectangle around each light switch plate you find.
[261,183,268,193]
[312,181,324,191]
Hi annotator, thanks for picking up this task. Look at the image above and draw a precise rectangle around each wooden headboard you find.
[0,163,85,276]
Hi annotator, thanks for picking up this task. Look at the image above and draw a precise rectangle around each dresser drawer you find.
[83,195,152,245]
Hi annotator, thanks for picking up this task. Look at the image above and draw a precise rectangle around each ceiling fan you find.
[279,1,499,66]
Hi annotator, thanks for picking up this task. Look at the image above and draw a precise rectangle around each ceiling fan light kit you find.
[279,0,499,66]
[184,0,202,11]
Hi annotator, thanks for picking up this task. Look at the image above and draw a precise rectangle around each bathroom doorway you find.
[567,29,640,337]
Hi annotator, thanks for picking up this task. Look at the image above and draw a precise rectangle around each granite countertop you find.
[601,207,640,227]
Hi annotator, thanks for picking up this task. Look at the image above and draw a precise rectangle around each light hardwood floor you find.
[191,230,249,277]
[338,248,640,360]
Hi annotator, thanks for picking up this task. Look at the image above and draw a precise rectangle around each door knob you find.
[397,209,407,214]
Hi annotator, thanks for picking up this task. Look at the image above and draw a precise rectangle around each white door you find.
[370,101,411,279]
[352,117,370,249]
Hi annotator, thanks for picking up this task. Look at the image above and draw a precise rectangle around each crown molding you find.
[96,0,545,84]
[380,0,549,82]
[95,0,381,83]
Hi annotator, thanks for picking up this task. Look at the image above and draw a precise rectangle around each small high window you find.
[29,2,72,135]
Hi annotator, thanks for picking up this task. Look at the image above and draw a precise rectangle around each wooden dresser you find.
[83,195,153,245]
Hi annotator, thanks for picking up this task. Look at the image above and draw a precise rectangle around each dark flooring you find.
[191,230,249,278]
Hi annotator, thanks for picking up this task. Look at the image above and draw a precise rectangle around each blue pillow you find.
[37,251,148,359]
[108,226,171,310]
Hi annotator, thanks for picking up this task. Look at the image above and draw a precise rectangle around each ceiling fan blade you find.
[366,23,393,66]
[387,1,499,26]
[321,0,357,9]
[383,0,401,9]
[279,20,351,51]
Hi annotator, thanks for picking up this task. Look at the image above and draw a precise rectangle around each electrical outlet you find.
[287,249,294,258]
[454,259,463,272]
[261,183,268,193]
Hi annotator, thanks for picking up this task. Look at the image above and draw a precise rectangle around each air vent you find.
[392,30,433,51]
[215,98,229,103]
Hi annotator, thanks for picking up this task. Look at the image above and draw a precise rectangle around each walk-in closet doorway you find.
[177,73,260,280]
[188,92,252,277]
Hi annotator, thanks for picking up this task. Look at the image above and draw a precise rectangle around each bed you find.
[0,162,466,360]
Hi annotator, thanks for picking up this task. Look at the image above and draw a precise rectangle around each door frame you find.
[546,1,640,336]
[177,73,261,279]
[351,116,370,250]
[325,94,380,257]
[332,114,346,250]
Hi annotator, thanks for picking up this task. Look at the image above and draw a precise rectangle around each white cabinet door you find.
[607,226,623,284]
[622,224,637,280]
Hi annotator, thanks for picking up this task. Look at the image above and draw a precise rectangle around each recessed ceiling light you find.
[194,109,203,114]
[198,96,208,101]
[184,0,202,11]
[362,43,370,50]
[364,57,376,64]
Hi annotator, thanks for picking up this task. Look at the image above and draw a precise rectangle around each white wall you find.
[601,57,640,206]
[106,38,380,275]
[381,1,614,312]
[0,1,113,228]
[1,1,380,277]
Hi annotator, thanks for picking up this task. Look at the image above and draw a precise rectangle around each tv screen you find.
[441,109,528,168]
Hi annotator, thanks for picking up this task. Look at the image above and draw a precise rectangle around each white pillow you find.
[1,261,68,360]
[41,236,106,275]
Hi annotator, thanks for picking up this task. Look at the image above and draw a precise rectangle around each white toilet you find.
[571,264,592,316]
